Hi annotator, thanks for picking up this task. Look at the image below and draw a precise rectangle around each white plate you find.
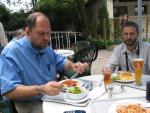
[63,93,89,103]
[112,73,135,83]
[108,99,145,113]
[114,79,135,83]
[60,79,85,88]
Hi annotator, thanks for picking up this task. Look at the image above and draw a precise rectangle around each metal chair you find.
[61,46,98,79]
[0,97,18,113]
[75,41,90,53]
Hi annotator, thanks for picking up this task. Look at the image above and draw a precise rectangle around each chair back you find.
[0,97,18,113]
[58,46,98,80]
[73,46,98,63]
[73,46,98,75]
[75,41,90,52]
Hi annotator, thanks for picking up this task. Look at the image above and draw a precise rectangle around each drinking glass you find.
[103,67,112,85]
[133,58,144,86]
[103,67,112,93]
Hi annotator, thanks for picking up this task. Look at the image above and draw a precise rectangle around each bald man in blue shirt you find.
[1,12,87,113]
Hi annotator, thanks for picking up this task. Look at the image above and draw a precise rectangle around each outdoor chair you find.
[75,41,90,53]
[59,46,98,80]
[68,41,90,61]
[0,96,18,113]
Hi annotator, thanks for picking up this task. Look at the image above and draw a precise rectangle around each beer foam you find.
[133,58,144,61]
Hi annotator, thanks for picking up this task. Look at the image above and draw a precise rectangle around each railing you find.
[5,31,82,49]
[50,31,82,49]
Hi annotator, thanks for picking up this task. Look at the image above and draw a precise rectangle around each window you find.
[135,5,147,15]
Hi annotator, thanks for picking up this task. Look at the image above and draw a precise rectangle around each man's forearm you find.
[4,85,42,100]
[64,60,74,71]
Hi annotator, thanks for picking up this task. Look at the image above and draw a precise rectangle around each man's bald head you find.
[25,12,50,29]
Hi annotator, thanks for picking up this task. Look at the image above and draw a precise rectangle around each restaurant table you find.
[54,49,74,57]
[42,75,149,113]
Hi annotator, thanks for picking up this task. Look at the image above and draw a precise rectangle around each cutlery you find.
[88,82,93,91]
[70,73,79,79]
[60,88,66,93]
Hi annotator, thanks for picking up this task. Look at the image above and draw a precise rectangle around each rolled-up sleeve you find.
[106,47,120,71]
[0,56,21,95]
[55,54,68,72]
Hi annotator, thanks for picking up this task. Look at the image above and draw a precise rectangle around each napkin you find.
[88,85,105,100]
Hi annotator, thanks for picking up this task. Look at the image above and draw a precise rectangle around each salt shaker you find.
[107,85,113,98]
[146,81,150,101]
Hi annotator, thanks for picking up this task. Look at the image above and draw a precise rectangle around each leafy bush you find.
[97,2,110,40]
[86,35,105,49]
[143,38,150,43]
[114,38,123,45]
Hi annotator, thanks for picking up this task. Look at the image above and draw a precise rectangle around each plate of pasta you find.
[60,79,84,88]
[108,99,150,113]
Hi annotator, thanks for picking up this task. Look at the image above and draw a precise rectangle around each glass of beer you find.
[133,58,144,86]
[103,67,112,85]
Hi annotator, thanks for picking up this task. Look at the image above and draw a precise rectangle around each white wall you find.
[107,0,114,18]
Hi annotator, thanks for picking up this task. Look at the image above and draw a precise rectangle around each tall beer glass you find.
[103,67,112,85]
[133,58,144,86]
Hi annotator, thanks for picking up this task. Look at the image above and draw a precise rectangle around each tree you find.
[97,1,110,39]
[37,0,80,31]
[0,3,11,29]
[60,0,103,37]
[37,0,108,38]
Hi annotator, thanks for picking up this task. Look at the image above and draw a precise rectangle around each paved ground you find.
[91,50,113,75]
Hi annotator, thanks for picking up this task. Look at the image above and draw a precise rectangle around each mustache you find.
[126,39,134,42]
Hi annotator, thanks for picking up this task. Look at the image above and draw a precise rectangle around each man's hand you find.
[72,62,88,74]
[40,81,64,96]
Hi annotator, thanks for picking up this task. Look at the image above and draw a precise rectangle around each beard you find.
[123,39,137,46]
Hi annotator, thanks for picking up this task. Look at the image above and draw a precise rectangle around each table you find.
[54,49,74,57]
[43,75,149,113]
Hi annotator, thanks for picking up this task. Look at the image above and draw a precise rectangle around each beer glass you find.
[103,67,112,85]
[133,58,144,86]
[103,67,112,93]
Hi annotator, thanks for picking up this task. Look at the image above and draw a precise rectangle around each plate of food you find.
[63,86,89,103]
[112,71,135,83]
[60,79,85,88]
[108,99,148,113]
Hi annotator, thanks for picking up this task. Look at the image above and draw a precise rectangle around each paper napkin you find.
[88,85,105,100]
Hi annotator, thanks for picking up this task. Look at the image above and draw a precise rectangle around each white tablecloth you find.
[43,75,147,113]
[54,49,74,57]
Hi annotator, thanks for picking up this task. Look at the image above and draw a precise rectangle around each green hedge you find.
[86,35,114,49]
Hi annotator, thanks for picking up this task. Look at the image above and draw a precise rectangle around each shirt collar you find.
[23,36,46,56]
[121,42,139,54]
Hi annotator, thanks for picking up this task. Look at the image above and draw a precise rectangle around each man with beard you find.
[1,12,87,113]
[104,21,150,74]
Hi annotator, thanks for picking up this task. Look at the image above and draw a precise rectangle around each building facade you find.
[113,0,150,17]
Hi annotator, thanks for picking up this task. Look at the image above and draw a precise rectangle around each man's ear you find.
[25,27,31,35]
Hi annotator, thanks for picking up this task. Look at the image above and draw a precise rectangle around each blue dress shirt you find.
[1,36,67,101]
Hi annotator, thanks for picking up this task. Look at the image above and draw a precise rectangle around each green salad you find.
[68,86,83,94]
